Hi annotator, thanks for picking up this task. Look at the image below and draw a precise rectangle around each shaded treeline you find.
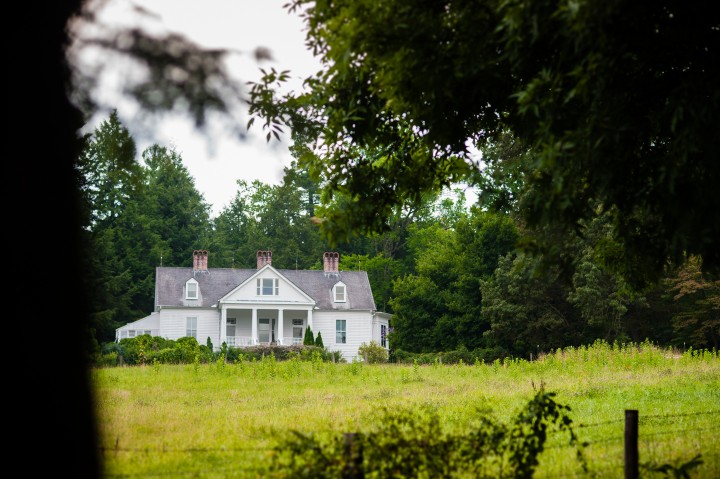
[80,112,718,362]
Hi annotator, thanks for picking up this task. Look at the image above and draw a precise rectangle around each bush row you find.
[96,335,343,366]
[391,345,509,365]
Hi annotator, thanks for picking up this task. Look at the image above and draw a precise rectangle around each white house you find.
[116,250,391,361]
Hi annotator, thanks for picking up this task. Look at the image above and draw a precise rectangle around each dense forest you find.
[79,111,718,361]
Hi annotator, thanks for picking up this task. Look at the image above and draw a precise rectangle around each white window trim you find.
[336,319,346,344]
[186,279,199,300]
[186,317,197,338]
[333,282,347,303]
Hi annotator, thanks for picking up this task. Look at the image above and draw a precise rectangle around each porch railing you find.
[224,336,304,347]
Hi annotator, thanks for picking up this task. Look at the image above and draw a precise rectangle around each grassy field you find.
[93,342,720,478]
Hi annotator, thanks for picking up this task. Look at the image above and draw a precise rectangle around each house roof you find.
[154,266,377,311]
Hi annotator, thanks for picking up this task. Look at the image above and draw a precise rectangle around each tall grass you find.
[93,341,720,478]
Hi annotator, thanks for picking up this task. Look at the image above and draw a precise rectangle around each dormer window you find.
[186,279,199,300]
[333,282,346,302]
[257,278,279,296]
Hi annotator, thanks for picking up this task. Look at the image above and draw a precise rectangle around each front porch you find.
[220,305,313,348]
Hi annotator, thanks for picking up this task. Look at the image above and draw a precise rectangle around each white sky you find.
[75,0,321,216]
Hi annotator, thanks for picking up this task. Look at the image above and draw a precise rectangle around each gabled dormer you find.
[185,278,199,300]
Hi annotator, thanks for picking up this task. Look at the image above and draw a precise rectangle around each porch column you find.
[308,308,313,331]
[251,308,258,345]
[220,306,227,349]
[278,309,284,345]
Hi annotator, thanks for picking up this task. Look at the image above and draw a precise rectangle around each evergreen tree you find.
[303,326,315,346]
[76,111,144,344]
[314,331,324,348]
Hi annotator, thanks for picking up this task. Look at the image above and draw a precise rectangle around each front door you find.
[292,319,304,345]
[259,318,270,343]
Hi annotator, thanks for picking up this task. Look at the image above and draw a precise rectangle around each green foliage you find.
[78,115,213,346]
[357,341,389,364]
[389,209,519,352]
[303,326,315,346]
[105,339,342,366]
[663,256,720,350]
[95,342,720,476]
[314,331,324,348]
[250,0,720,285]
[643,454,704,479]
[268,385,585,478]
[392,347,507,365]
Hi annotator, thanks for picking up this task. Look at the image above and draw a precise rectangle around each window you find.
[186,317,197,338]
[336,319,346,344]
[256,278,279,296]
[186,279,199,300]
[381,324,387,347]
[333,283,346,302]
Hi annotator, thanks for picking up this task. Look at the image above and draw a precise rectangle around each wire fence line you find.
[100,408,720,477]
[100,409,720,453]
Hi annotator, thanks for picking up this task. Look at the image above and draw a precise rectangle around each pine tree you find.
[303,326,315,345]
[314,331,324,348]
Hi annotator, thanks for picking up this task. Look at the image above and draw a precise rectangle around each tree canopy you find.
[248,0,720,286]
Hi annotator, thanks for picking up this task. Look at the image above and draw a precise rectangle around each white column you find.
[220,306,227,348]
[308,308,313,331]
[251,308,258,344]
[278,309,284,345]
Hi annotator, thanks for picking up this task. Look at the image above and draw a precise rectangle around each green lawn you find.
[93,343,720,478]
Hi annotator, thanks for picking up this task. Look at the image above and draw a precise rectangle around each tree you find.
[77,136,213,343]
[76,109,142,226]
[664,256,720,349]
[314,331,324,348]
[249,0,720,286]
[76,112,144,346]
[303,325,315,346]
[140,144,212,268]
[481,253,577,357]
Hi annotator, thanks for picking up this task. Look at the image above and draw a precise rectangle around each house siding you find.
[314,310,373,362]
[159,308,219,344]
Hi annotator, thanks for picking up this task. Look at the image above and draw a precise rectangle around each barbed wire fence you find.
[100,409,720,478]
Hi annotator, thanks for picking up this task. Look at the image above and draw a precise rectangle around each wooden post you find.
[342,432,363,479]
[625,410,638,479]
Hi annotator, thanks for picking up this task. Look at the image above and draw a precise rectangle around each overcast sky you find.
[75,0,321,216]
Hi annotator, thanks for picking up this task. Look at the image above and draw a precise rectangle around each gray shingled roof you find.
[155,267,377,311]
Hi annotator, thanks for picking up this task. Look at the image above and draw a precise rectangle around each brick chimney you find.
[257,250,272,269]
[323,252,339,273]
[193,250,208,271]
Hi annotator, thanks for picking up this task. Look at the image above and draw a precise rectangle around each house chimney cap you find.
[257,250,272,269]
[323,251,339,273]
[193,250,209,271]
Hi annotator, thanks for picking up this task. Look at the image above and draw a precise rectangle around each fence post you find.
[625,409,638,479]
[342,432,364,479]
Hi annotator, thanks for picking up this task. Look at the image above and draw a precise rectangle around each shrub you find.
[303,326,315,345]
[358,341,389,364]
[268,385,586,478]
[315,331,324,348]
